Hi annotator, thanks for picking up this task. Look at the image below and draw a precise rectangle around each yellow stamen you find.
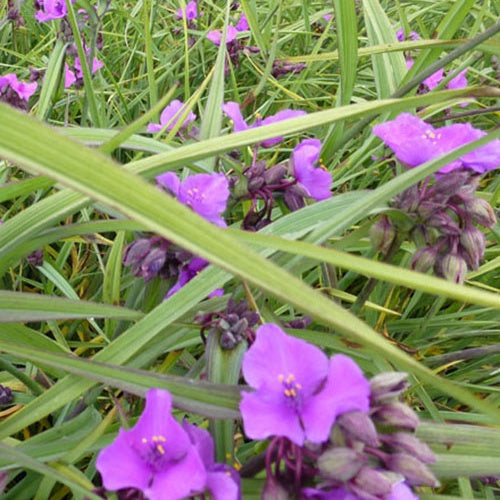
[157,444,165,455]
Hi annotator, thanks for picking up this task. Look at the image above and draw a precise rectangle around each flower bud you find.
[464,198,496,228]
[435,253,467,284]
[411,247,437,273]
[372,402,420,431]
[382,432,436,463]
[122,238,151,266]
[385,453,439,486]
[139,247,166,282]
[283,188,305,212]
[317,447,366,482]
[337,411,381,447]
[351,467,393,498]
[0,384,13,405]
[459,225,486,270]
[370,217,396,255]
[427,211,460,235]
[432,170,471,196]
[370,372,408,403]
[263,164,287,185]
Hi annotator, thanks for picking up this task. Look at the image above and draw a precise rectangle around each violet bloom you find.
[35,0,75,22]
[236,12,249,31]
[147,99,197,134]
[176,0,197,20]
[292,138,332,201]
[222,101,306,148]
[0,73,37,101]
[74,53,104,79]
[96,389,207,500]
[373,113,500,174]
[206,24,239,45]
[182,421,241,499]
[240,324,370,446]
[156,171,229,227]
[64,63,77,88]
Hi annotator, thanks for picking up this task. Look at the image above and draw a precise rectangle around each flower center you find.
[138,435,168,471]
[278,373,303,409]
[421,129,441,145]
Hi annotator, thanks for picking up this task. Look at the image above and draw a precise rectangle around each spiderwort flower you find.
[147,100,197,134]
[292,138,332,201]
[373,113,500,174]
[176,0,197,20]
[35,0,75,22]
[240,324,370,446]
[96,389,206,500]
[206,25,239,45]
[156,171,229,227]
[222,101,306,148]
[0,73,37,101]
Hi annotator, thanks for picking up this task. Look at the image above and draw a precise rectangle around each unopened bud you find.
[464,198,496,228]
[283,188,305,212]
[122,239,151,266]
[382,432,436,463]
[432,170,471,196]
[351,467,393,498]
[411,246,437,273]
[459,225,486,270]
[139,247,166,282]
[317,447,366,481]
[435,253,467,284]
[372,402,420,431]
[337,411,381,447]
[370,217,396,255]
[427,211,460,235]
[370,372,408,402]
[247,176,265,192]
[385,453,439,486]
[0,384,13,405]
[263,164,287,185]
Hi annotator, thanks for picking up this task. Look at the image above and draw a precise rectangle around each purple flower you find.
[240,324,370,446]
[74,52,104,79]
[222,101,307,147]
[206,25,239,45]
[155,171,229,227]
[96,389,207,500]
[35,0,75,22]
[447,68,468,90]
[373,113,500,174]
[397,29,419,42]
[422,68,444,91]
[292,139,332,201]
[176,1,197,20]
[182,421,241,499]
[0,73,37,100]
[147,99,197,134]
[64,63,77,88]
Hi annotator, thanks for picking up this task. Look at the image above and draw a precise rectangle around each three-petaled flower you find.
[96,389,207,500]
[239,324,370,446]
[147,99,197,134]
[373,113,500,174]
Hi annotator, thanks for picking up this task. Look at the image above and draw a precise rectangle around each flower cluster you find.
[0,73,37,110]
[122,172,229,297]
[96,389,241,500]
[64,45,104,89]
[195,298,260,349]
[239,325,433,498]
[371,113,498,282]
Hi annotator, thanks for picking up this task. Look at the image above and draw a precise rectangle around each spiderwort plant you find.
[0,73,37,109]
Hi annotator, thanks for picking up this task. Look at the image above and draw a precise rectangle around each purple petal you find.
[461,138,500,173]
[156,171,181,196]
[240,390,304,444]
[182,420,215,468]
[64,64,77,88]
[96,428,152,492]
[146,447,207,500]
[158,99,196,131]
[259,110,307,147]
[447,68,468,90]
[293,139,331,200]
[222,101,249,132]
[322,354,371,418]
[387,482,419,500]
[207,30,223,45]
[396,29,405,42]
[11,80,38,100]
[206,466,241,500]
[166,257,208,298]
[302,487,359,500]
[423,69,444,90]
[147,123,163,133]
[236,13,249,31]
[242,324,329,395]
